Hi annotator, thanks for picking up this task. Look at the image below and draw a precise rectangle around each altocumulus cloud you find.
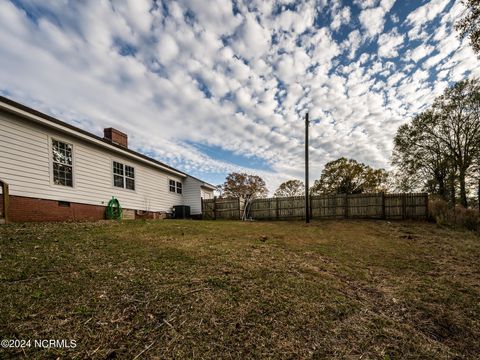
[0,0,478,192]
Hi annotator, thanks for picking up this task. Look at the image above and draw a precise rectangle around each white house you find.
[0,96,215,222]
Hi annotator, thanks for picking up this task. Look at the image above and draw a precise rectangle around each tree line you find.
[215,157,389,199]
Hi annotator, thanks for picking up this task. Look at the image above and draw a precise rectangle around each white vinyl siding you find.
[183,177,201,215]
[201,188,214,200]
[183,177,214,215]
[0,111,185,212]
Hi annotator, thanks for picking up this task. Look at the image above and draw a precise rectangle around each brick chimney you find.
[104,128,128,148]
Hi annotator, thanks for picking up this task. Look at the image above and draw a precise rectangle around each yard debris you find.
[259,235,268,242]
[163,318,175,330]
[183,287,208,295]
[133,341,155,360]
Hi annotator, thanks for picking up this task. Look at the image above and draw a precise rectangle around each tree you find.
[222,172,268,199]
[392,79,480,207]
[456,0,480,56]
[392,110,451,198]
[311,158,388,195]
[214,184,224,198]
[274,180,304,197]
[473,157,480,210]
[431,79,480,207]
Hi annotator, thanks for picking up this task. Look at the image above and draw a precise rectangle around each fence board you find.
[202,193,428,221]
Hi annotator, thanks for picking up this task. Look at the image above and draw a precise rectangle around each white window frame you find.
[49,136,75,188]
[168,179,182,195]
[112,160,135,191]
[169,179,176,193]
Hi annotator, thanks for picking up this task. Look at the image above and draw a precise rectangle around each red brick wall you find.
[0,194,106,222]
[0,194,169,223]
[104,128,128,147]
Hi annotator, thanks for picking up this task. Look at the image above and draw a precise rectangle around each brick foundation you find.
[0,194,169,223]
[0,194,106,222]
[134,210,168,220]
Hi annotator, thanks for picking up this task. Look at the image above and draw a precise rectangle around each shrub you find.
[455,206,479,231]
[429,198,479,231]
[429,198,450,225]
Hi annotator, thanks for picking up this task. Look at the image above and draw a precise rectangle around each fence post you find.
[402,193,406,220]
[381,192,386,220]
[276,197,279,220]
[344,194,349,219]
[309,195,313,219]
[238,197,241,220]
[1,181,9,224]
[424,193,429,219]
[213,196,217,220]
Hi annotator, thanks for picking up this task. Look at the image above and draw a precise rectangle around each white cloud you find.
[359,0,396,38]
[341,29,363,59]
[359,7,387,38]
[406,0,450,40]
[331,6,351,31]
[353,0,379,9]
[377,30,404,58]
[406,0,450,28]
[231,13,270,60]
[156,34,180,64]
[409,44,434,62]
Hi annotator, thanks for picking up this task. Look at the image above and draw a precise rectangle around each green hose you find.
[106,197,122,220]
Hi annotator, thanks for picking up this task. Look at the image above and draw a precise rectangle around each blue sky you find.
[0,0,478,192]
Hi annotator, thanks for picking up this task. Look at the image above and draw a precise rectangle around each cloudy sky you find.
[0,0,478,192]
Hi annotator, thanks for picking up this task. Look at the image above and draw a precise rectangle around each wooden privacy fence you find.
[202,197,245,220]
[202,193,428,221]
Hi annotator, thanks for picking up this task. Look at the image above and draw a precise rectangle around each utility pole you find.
[305,112,310,224]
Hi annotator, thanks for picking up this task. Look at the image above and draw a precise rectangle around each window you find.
[113,161,124,188]
[125,165,135,190]
[113,161,135,190]
[169,179,182,194]
[52,139,73,187]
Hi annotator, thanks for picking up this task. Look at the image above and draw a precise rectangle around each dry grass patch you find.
[1,220,479,359]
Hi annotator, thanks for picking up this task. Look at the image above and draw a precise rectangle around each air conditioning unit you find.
[173,205,190,219]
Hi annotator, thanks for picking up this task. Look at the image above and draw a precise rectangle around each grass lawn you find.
[1,219,479,359]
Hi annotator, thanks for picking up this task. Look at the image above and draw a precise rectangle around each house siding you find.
[183,177,215,215]
[201,188,214,200]
[0,110,185,215]
[183,177,202,215]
